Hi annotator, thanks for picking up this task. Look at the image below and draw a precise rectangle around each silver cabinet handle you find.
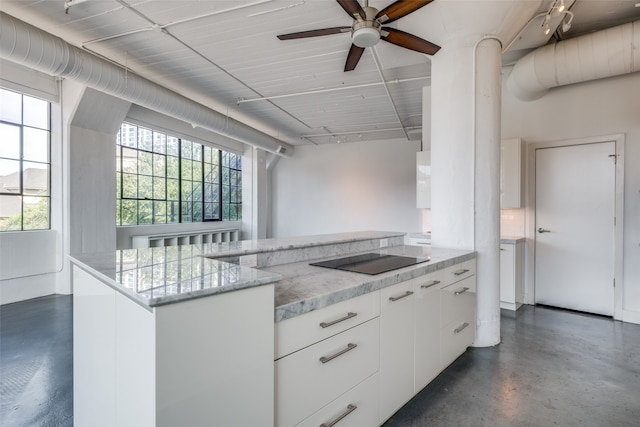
[454,322,470,334]
[319,343,357,364]
[320,312,357,328]
[319,404,357,427]
[537,227,551,233]
[389,290,414,302]
[453,268,470,276]
[454,287,470,296]
[421,280,441,289]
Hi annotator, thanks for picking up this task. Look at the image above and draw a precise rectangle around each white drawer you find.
[275,318,380,427]
[276,291,380,359]
[439,259,476,288]
[440,315,476,369]
[295,373,379,427]
[440,276,476,327]
[440,275,476,369]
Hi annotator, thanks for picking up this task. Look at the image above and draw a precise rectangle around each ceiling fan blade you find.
[375,0,434,24]
[344,44,365,71]
[277,27,351,40]
[381,27,440,55]
[336,0,365,19]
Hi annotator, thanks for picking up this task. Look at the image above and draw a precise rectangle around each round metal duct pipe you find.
[0,11,293,157]
[507,20,640,101]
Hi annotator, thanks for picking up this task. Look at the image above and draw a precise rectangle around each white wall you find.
[0,61,61,304]
[501,68,640,321]
[271,138,424,238]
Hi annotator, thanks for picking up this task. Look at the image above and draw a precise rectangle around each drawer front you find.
[440,276,476,327]
[276,291,380,359]
[441,315,476,369]
[295,373,379,427]
[275,318,380,427]
[440,259,476,287]
[440,275,476,369]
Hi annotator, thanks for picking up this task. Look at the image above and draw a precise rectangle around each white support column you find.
[430,36,502,347]
[473,38,502,347]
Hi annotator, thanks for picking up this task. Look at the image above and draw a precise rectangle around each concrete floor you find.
[1,296,639,427]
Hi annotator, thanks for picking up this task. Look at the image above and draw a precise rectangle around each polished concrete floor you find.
[1,296,639,427]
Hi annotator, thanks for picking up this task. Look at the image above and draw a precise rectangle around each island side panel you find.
[154,284,275,427]
[115,292,156,426]
[73,266,117,426]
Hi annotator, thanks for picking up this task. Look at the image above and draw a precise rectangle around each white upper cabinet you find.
[501,138,524,208]
[416,151,431,209]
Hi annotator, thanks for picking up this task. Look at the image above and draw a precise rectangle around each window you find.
[0,88,51,232]
[116,123,241,226]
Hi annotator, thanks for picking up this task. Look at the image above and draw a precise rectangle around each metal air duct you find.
[0,11,293,157]
[507,20,640,101]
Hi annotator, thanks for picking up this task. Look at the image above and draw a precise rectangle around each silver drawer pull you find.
[389,291,414,302]
[319,404,357,427]
[453,268,470,276]
[454,287,470,296]
[421,280,441,289]
[320,343,357,364]
[320,312,357,328]
[454,322,470,334]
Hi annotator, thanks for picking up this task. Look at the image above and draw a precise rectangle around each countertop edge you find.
[274,251,476,322]
[69,254,281,310]
[202,230,405,258]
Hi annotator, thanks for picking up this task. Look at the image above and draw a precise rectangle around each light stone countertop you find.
[267,244,475,322]
[69,231,475,319]
[70,245,281,310]
[500,236,526,244]
[200,230,406,259]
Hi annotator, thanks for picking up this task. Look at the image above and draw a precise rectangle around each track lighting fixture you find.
[541,0,573,35]
[562,11,574,32]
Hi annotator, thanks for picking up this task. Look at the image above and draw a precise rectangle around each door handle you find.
[537,228,551,233]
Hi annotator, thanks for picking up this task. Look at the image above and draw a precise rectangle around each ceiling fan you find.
[277,0,441,71]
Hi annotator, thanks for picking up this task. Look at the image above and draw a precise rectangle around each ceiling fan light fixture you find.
[352,26,380,47]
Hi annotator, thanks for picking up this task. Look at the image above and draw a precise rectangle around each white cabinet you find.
[73,265,275,427]
[274,259,478,426]
[416,150,431,208]
[274,292,381,427]
[501,138,524,208]
[440,275,477,368]
[414,276,441,391]
[407,234,431,247]
[295,372,379,427]
[379,280,416,422]
[500,241,524,310]
[275,319,380,427]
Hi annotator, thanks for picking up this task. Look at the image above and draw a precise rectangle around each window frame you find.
[116,123,241,226]
[0,88,52,232]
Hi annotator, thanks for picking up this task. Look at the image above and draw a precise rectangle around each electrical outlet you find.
[380,238,388,248]
[239,254,258,268]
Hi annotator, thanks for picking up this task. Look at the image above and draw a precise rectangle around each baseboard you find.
[0,274,57,305]
[621,309,640,325]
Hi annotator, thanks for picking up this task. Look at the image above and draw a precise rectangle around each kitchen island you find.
[71,231,476,426]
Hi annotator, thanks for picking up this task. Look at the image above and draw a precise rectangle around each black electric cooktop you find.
[310,253,429,275]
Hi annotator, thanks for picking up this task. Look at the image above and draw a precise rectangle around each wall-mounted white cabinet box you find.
[500,138,524,208]
[416,151,431,209]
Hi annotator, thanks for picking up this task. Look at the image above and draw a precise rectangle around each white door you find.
[535,142,615,316]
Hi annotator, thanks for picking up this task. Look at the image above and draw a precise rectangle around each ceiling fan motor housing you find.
[352,6,381,48]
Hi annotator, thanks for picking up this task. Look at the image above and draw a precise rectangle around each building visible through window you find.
[0,88,51,232]
[116,123,241,226]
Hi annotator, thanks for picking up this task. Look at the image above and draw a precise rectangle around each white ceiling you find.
[2,0,639,147]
